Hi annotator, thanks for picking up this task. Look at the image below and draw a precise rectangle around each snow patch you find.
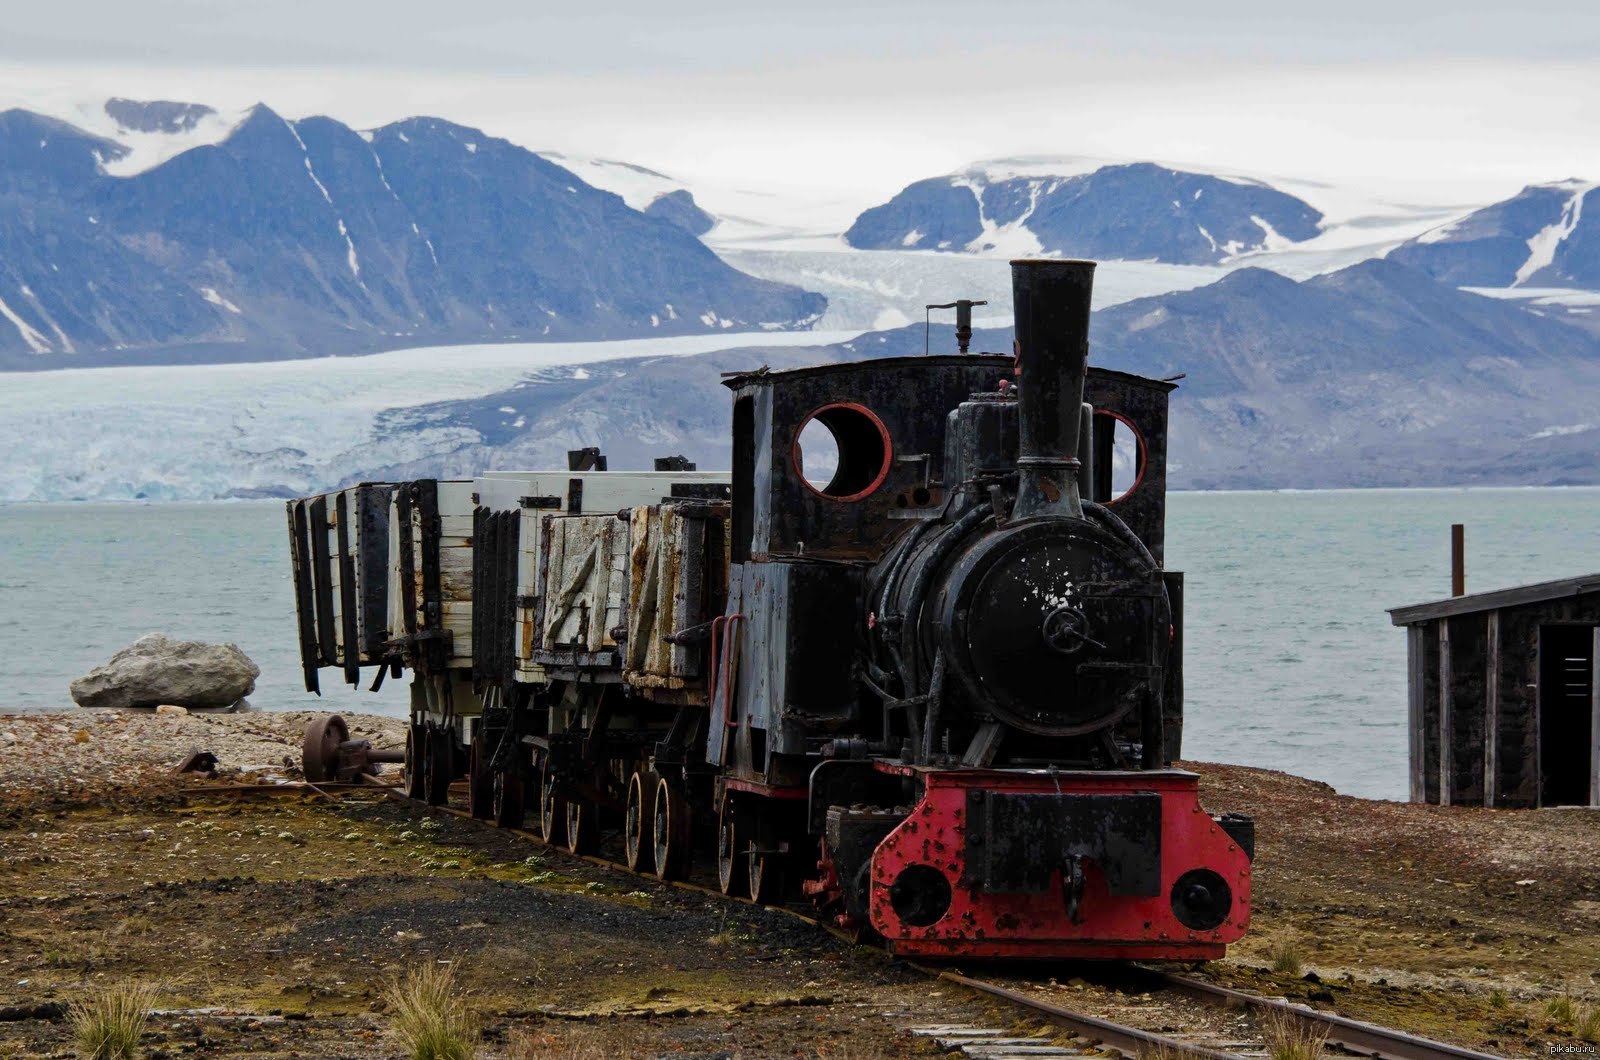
[901,229,924,248]
[573,368,590,379]
[948,175,1044,257]
[1249,215,1296,253]
[199,287,242,314]
[1514,183,1592,286]
[285,120,366,287]
[1529,423,1596,440]
[0,293,52,354]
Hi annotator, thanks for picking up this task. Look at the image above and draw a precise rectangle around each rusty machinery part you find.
[301,715,405,784]
[174,749,219,776]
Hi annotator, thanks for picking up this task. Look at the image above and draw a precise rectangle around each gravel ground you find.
[0,710,406,799]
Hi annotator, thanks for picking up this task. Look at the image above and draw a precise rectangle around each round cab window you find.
[1094,410,1147,505]
[792,403,892,502]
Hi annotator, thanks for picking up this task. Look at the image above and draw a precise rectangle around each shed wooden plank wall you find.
[1405,593,1600,808]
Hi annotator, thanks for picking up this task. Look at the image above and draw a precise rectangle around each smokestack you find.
[1010,258,1095,520]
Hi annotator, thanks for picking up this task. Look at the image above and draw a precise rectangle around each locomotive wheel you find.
[493,753,526,828]
[301,715,348,783]
[624,770,658,872]
[566,798,600,855]
[404,724,426,799]
[539,765,568,846]
[748,816,786,905]
[717,802,747,897]
[424,727,452,806]
[651,776,692,882]
[467,731,494,820]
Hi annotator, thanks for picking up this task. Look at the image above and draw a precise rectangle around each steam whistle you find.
[925,298,989,353]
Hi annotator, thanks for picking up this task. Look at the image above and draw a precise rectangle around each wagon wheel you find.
[424,727,452,806]
[467,731,494,820]
[493,748,526,828]
[651,775,692,882]
[747,815,786,905]
[566,798,600,855]
[301,715,349,783]
[539,764,568,846]
[717,800,747,897]
[405,724,427,799]
[624,770,658,872]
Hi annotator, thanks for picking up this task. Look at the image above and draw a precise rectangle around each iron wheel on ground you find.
[467,729,494,820]
[651,774,692,882]
[405,723,426,799]
[717,799,747,897]
[424,726,452,806]
[538,763,567,846]
[625,769,659,872]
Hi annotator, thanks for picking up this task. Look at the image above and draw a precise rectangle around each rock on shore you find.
[69,633,260,711]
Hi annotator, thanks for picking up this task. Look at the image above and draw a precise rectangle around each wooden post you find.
[1591,626,1600,808]
[1407,625,1426,802]
[1439,620,1453,806]
[1451,524,1465,597]
[1484,611,1500,808]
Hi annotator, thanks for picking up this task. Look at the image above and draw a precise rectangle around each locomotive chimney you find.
[1010,258,1095,520]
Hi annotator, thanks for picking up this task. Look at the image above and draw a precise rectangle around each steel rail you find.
[918,966,1237,1059]
[1155,972,1504,1060]
[187,776,1502,1059]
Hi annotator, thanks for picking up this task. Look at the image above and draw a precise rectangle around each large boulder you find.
[70,634,259,711]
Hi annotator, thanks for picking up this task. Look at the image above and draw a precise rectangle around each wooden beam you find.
[1389,573,1600,626]
[1439,621,1453,806]
[1408,624,1425,803]
[1484,610,1500,808]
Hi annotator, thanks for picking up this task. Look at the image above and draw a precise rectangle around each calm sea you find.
[3,490,1598,801]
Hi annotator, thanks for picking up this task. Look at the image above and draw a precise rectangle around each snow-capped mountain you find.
[843,160,1324,264]
[0,102,824,367]
[1386,179,1600,289]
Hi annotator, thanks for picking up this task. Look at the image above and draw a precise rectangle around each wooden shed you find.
[1389,575,1600,808]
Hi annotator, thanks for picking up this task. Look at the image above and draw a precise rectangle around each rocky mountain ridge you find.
[0,103,823,368]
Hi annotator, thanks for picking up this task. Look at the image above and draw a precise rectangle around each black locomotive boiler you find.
[288,258,1253,960]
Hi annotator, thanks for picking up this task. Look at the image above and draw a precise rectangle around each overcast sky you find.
[3,1,1596,210]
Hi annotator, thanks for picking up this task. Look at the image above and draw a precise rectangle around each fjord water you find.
[3,490,1597,801]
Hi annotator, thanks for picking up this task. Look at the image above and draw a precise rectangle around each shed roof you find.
[1388,573,1600,626]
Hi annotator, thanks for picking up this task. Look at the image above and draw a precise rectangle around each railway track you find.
[214,774,1501,1060]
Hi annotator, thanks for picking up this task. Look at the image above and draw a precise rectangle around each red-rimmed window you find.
[792,403,893,502]
[1094,409,1147,505]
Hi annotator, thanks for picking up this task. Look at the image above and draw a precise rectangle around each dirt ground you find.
[1184,760,1600,1055]
[1,710,1598,1057]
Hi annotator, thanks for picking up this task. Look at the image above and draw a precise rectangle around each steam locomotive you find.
[288,259,1253,960]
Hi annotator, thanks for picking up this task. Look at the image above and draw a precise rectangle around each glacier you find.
[0,330,862,503]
